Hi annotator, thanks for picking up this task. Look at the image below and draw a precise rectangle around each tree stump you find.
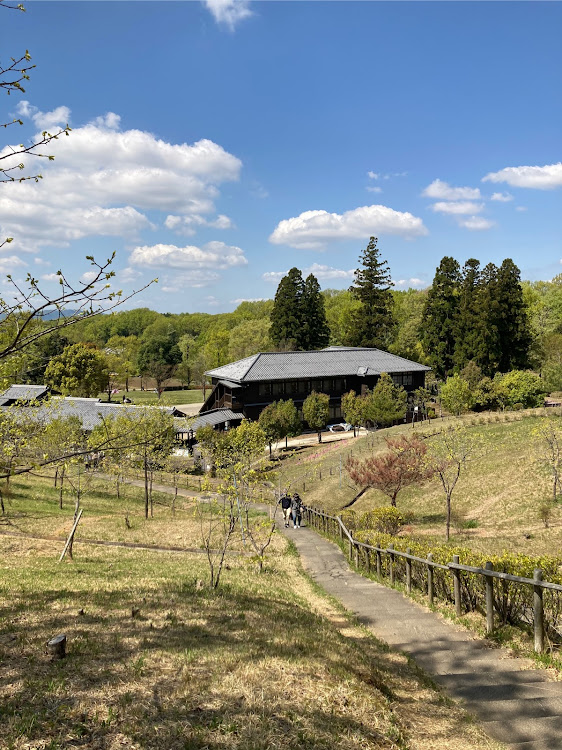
[46,634,67,659]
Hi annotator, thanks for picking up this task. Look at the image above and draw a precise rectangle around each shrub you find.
[360,506,405,535]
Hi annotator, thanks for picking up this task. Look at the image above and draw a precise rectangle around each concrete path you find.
[282,523,562,750]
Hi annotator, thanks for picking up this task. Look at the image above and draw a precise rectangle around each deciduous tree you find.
[302,391,330,443]
[45,343,109,397]
[345,434,431,507]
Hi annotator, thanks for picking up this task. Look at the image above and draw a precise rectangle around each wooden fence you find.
[303,506,562,654]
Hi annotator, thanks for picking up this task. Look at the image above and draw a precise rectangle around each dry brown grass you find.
[0,522,505,750]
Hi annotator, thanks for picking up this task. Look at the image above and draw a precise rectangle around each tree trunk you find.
[144,450,149,519]
[125,377,129,392]
[342,486,369,509]
[149,471,154,518]
[446,494,451,541]
[59,467,65,509]
[0,488,4,515]
[285,435,288,450]
[318,431,322,443]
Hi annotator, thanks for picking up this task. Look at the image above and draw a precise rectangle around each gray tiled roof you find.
[0,397,185,432]
[0,384,49,405]
[189,409,244,432]
[206,347,430,383]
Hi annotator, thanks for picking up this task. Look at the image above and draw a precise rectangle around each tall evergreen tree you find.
[348,236,395,348]
[421,256,461,379]
[478,262,501,376]
[495,259,532,372]
[269,268,305,350]
[454,258,482,370]
[301,274,330,350]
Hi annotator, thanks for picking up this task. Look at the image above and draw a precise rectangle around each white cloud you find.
[263,263,355,284]
[368,170,406,180]
[367,171,379,180]
[483,162,562,190]
[16,101,71,130]
[230,297,267,304]
[0,106,242,253]
[204,0,253,30]
[422,179,481,201]
[516,206,528,212]
[119,267,142,284]
[129,241,247,271]
[41,272,62,282]
[366,186,382,193]
[79,270,98,284]
[160,271,220,291]
[394,278,426,289]
[0,255,27,273]
[164,213,233,236]
[457,216,495,231]
[269,204,427,249]
[205,295,220,306]
[431,201,484,215]
[490,192,513,202]
[33,257,50,266]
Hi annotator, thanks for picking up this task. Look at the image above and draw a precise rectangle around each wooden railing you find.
[303,506,562,654]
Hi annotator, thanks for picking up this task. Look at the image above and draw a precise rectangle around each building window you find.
[311,379,323,392]
[259,382,272,397]
[272,381,284,397]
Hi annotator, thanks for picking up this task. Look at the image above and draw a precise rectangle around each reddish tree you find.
[345,434,433,507]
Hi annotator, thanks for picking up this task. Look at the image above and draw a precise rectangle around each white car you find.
[328,422,353,432]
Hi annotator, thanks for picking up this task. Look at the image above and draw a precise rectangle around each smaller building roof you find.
[0,384,49,406]
[189,408,244,432]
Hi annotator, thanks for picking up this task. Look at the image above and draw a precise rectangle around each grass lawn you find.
[273,409,562,558]
[97,389,204,406]
[0,477,505,750]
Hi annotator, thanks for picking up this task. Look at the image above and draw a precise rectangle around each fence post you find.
[376,549,382,577]
[427,553,434,605]
[406,547,412,595]
[389,544,394,585]
[485,561,494,634]
[354,543,359,568]
[365,540,371,574]
[452,555,461,616]
[348,537,353,559]
[534,568,544,654]
[338,516,343,539]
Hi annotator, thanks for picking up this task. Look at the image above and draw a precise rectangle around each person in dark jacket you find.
[290,493,302,529]
[279,492,292,527]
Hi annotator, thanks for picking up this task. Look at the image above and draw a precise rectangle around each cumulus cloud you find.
[160,271,220,291]
[129,241,247,270]
[431,201,484,215]
[394,278,426,289]
[230,297,267,304]
[269,205,427,249]
[204,0,253,30]
[16,101,71,130]
[41,272,62,282]
[483,162,562,189]
[422,179,481,201]
[457,216,495,231]
[0,255,27,273]
[0,106,242,253]
[490,192,513,202]
[263,263,355,284]
[164,213,233,236]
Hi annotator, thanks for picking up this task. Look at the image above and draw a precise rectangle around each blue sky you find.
[1,1,560,313]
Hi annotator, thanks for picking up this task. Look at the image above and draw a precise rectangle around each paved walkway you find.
[281,522,562,750]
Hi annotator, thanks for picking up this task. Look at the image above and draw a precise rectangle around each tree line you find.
[3,236,561,400]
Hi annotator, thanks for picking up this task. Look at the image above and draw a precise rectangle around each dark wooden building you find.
[200,346,430,427]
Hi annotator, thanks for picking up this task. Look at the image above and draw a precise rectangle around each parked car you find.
[328,422,353,432]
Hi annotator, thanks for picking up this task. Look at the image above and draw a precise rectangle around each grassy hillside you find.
[0,476,503,750]
[276,409,562,557]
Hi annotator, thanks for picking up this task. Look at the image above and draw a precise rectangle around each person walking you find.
[279,491,292,528]
[291,492,302,529]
